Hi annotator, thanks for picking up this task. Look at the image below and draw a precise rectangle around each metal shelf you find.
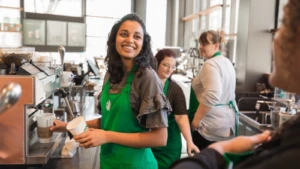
[181,4,230,22]
[0,31,22,33]
[0,6,23,10]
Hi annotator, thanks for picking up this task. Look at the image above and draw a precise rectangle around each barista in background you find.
[51,13,171,169]
[170,0,300,168]
[151,49,199,169]
[189,29,238,150]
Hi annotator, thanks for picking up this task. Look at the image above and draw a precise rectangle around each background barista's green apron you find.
[152,79,182,169]
[100,66,157,169]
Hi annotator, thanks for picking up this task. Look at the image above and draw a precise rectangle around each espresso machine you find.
[0,48,65,165]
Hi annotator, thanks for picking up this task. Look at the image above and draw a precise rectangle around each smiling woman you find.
[50,13,172,169]
[105,14,153,84]
[115,21,144,61]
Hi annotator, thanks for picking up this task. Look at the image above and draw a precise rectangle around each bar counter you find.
[2,141,100,169]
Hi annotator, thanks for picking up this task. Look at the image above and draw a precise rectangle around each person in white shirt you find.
[189,29,239,150]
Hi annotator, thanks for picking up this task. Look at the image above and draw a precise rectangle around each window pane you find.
[24,0,82,17]
[86,0,131,18]
[86,17,117,37]
[209,10,222,30]
[210,0,223,6]
[86,37,107,57]
[146,0,167,52]
[85,0,131,59]
[0,32,22,47]
[0,1,21,47]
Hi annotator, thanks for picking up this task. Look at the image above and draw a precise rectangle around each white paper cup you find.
[66,116,88,136]
[36,113,55,143]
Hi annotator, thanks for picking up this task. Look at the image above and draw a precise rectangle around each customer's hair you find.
[272,0,300,137]
[105,13,152,84]
[199,29,226,54]
[276,0,300,67]
[258,0,300,150]
[155,49,177,66]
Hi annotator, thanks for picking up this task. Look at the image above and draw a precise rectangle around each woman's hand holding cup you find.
[74,128,108,149]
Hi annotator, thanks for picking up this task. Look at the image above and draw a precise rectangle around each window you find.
[0,0,22,47]
[24,0,82,17]
[27,0,131,66]
[86,0,131,18]
[0,0,20,7]
[209,10,222,30]
[208,0,231,33]
[210,0,223,6]
[85,0,131,59]
[146,0,167,52]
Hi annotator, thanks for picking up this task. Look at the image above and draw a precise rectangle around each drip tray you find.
[27,132,63,164]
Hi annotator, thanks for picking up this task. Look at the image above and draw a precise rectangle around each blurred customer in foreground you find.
[151,49,199,169]
[189,29,238,150]
[170,0,300,168]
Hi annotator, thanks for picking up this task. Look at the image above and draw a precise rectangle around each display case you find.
[0,1,22,47]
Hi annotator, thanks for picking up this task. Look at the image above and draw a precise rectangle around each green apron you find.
[100,65,158,169]
[152,79,182,169]
[215,101,239,137]
[223,151,253,169]
[188,87,199,125]
[188,51,239,136]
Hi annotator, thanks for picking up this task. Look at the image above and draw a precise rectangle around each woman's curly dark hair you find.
[105,13,153,84]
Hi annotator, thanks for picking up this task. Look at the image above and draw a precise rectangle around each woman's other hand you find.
[209,130,271,155]
[191,119,200,131]
[187,141,200,156]
[74,128,108,148]
[50,119,68,132]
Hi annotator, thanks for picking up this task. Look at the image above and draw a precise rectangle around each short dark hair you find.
[105,13,152,84]
[155,49,176,66]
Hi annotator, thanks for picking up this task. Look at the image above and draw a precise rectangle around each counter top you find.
[1,138,100,169]
[239,111,273,133]
[44,142,100,169]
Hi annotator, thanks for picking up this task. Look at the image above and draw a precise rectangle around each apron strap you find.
[188,87,199,124]
[163,78,169,95]
[126,65,137,84]
[215,100,239,137]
